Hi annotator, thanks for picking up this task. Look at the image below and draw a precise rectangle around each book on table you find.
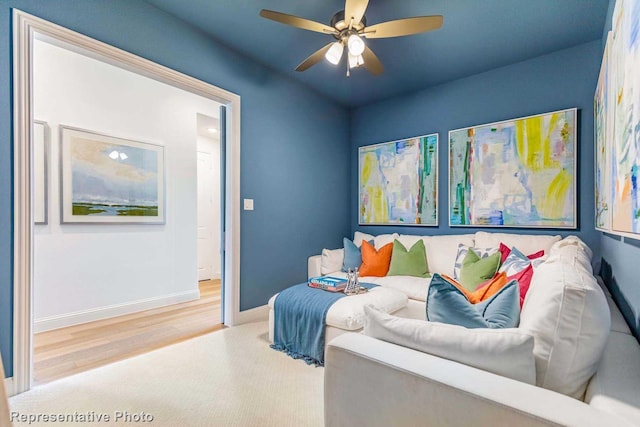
[308,276,347,292]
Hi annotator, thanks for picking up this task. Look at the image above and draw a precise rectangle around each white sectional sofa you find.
[319,231,640,426]
[296,231,563,339]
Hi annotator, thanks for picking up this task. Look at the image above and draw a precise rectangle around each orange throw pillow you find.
[359,241,393,277]
[440,272,509,304]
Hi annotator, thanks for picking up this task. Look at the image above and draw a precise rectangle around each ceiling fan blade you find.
[295,43,334,72]
[365,15,443,39]
[344,0,369,27]
[260,10,336,34]
[361,45,384,76]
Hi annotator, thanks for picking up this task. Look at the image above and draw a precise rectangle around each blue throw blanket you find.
[271,282,376,366]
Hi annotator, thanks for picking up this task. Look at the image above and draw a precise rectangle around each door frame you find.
[12,9,242,394]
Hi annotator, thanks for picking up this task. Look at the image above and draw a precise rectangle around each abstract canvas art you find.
[595,32,613,231]
[449,108,577,228]
[611,0,640,235]
[60,126,165,224]
[359,133,438,226]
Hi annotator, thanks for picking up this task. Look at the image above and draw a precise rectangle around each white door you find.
[197,140,219,281]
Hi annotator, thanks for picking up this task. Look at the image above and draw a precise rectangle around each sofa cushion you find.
[426,274,520,329]
[360,241,393,277]
[453,244,499,280]
[459,251,501,291]
[585,332,640,426]
[387,239,430,278]
[424,234,475,277]
[268,286,408,331]
[474,231,560,260]
[371,275,432,302]
[373,233,400,250]
[519,236,610,399]
[353,231,375,247]
[321,248,344,275]
[363,305,536,384]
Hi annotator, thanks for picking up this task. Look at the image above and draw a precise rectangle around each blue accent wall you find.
[350,41,602,259]
[598,0,640,338]
[0,0,351,376]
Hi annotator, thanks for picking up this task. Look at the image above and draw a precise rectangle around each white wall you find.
[33,39,222,329]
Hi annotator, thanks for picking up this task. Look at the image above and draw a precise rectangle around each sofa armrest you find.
[325,334,633,427]
[308,255,322,279]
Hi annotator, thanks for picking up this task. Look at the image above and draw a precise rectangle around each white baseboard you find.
[5,377,14,397]
[235,304,269,325]
[34,290,200,333]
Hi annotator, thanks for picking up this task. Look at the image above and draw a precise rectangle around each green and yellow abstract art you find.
[449,109,576,228]
[359,134,438,226]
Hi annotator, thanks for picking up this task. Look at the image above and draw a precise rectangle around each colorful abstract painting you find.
[359,134,438,226]
[611,0,640,235]
[60,126,165,223]
[595,31,613,231]
[449,109,576,228]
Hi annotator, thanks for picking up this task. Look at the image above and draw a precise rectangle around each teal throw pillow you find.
[459,250,501,291]
[387,239,430,278]
[342,237,370,272]
[426,273,520,329]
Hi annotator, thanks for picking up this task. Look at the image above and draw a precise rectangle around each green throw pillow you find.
[459,250,501,291]
[387,239,430,278]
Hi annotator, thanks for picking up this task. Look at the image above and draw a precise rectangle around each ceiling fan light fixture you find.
[325,41,344,65]
[347,34,365,56]
[348,53,364,68]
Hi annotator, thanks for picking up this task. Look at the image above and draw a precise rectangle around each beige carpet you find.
[9,321,324,426]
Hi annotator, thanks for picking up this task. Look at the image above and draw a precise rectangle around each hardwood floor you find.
[33,279,223,386]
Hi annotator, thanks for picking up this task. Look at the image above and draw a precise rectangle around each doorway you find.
[12,10,242,395]
[29,37,226,386]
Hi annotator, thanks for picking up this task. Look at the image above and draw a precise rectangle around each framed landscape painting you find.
[449,108,577,228]
[33,120,49,224]
[60,126,165,224]
[359,133,438,226]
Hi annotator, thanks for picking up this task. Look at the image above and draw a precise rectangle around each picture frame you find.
[449,108,577,229]
[359,133,438,226]
[60,125,165,224]
[595,31,613,232]
[33,120,49,225]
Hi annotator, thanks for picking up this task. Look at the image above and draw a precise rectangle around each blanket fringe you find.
[270,344,323,367]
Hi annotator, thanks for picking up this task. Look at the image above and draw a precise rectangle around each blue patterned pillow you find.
[426,273,520,329]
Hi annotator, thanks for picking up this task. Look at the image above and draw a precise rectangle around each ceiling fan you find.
[259,0,443,76]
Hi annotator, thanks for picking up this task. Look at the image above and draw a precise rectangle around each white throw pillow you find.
[363,305,537,384]
[474,231,560,260]
[519,236,610,399]
[321,248,344,275]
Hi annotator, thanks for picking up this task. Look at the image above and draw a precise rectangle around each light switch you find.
[243,198,254,211]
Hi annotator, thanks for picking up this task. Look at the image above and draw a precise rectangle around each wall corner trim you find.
[4,378,14,398]
[236,305,269,325]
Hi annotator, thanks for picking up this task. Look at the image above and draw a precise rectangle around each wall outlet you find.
[243,199,254,210]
